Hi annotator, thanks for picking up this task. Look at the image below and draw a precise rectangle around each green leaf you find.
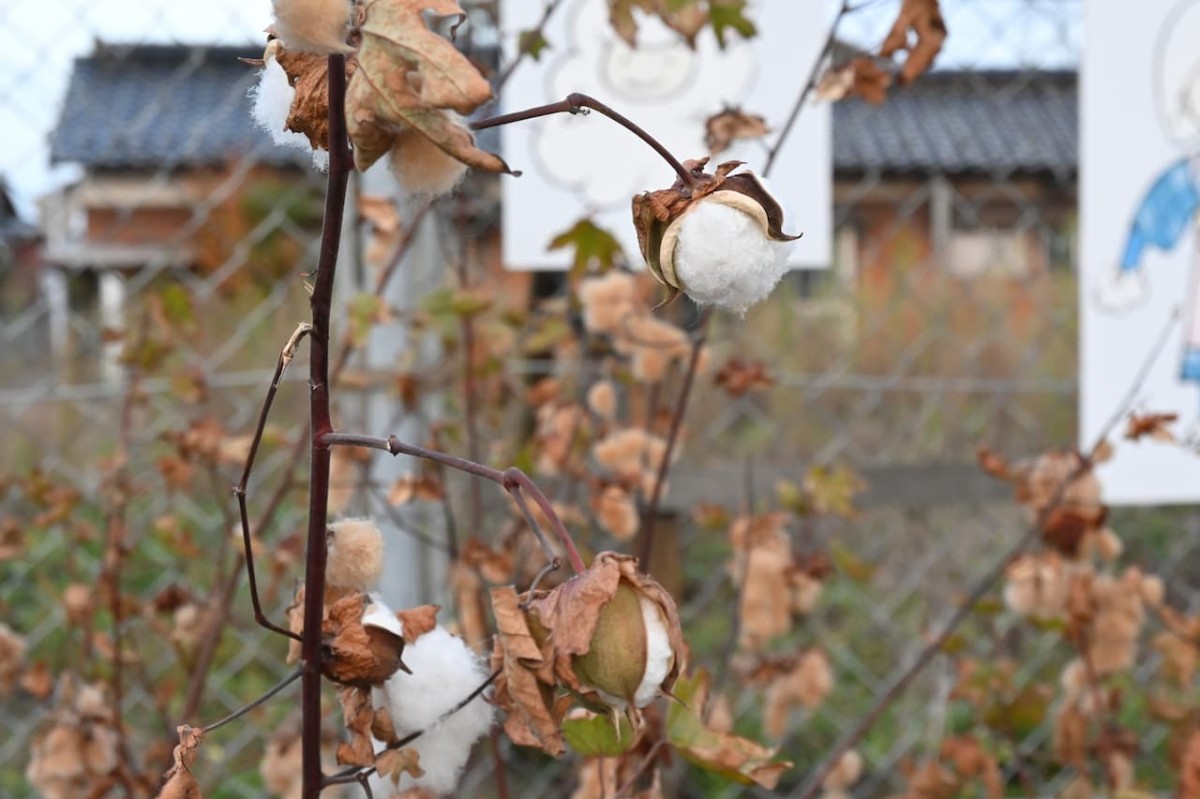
[665,672,792,789]
[518,29,550,61]
[547,218,624,273]
[709,0,756,48]
[159,284,194,330]
[348,294,387,348]
[562,712,638,757]
[829,541,876,583]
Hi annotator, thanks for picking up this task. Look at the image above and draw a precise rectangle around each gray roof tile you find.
[832,70,1077,177]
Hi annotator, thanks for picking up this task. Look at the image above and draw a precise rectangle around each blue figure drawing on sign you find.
[1097,0,1200,407]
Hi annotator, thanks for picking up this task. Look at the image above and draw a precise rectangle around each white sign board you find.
[1081,0,1200,504]
[498,0,831,270]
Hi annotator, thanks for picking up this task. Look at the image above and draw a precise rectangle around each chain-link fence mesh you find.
[2,1,1197,797]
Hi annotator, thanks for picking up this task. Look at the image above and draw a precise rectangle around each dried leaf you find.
[376,747,424,781]
[276,46,339,151]
[155,726,204,799]
[489,586,566,755]
[322,594,408,686]
[714,357,774,396]
[666,671,792,788]
[346,0,511,174]
[879,0,946,84]
[396,604,440,644]
[1125,411,1178,443]
[704,108,769,155]
[335,686,377,766]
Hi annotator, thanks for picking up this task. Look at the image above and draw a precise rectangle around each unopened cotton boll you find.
[271,0,354,55]
[672,200,795,315]
[379,627,494,794]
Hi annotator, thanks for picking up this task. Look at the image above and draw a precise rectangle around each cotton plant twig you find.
[761,0,854,178]
[200,668,303,735]
[472,93,699,191]
[321,432,586,574]
[638,309,711,565]
[791,309,1181,799]
[234,323,313,642]
[296,52,355,799]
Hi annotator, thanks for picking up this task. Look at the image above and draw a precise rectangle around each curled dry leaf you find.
[815,58,892,104]
[666,671,793,789]
[346,0,512,175]
[1125,411,1178,442]
[704,107,769,155]
[321,594,408,687]
[396,604,440,645]
[155,726,204,799]
[608,0,708,48]
[879,0,947,85]
[0,622,26,695]
[376,747,425,782]
[489,585,567,755]
[335,685,377,767]
[714,357,774,397]
[762,649,834,738]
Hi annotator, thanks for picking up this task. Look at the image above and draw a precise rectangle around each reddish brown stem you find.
[299,53,353,799]
[471,93,698,191]
[321,432,586,574]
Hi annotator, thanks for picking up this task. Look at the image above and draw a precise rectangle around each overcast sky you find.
[0,0,1081,220]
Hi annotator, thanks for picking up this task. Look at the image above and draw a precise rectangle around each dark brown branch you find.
[321,432,586,574]
[471,93,697,190]
[299,53,354,799]
[234,324,312,642]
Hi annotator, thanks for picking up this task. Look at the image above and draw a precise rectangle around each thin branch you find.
[322,432,586,573]
[489,0,567,92]
[791,309,1181,799]
[300,53,354,799]
[638,310,711,565]
[201,668,303,734]
[471,93,698,190]
[762,0,852,178]
[234,324,313,642]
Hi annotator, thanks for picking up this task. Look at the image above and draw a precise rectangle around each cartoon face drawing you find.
[1156,0,1200,146]
[599,32,697,101]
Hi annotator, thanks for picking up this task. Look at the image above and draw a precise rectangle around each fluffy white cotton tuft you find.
[249,54,329,171]
[271,0,354,55]
[379,627,494,795]
[673,201,794,316]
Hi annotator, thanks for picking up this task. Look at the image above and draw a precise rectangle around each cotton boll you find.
[673,201,795,315]
[326,518,384,592]
[388,126,468,197]
[250,49,329,171]
[271,0,354,55]
[381,627,494,794]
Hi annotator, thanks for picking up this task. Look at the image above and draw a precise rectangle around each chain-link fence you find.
[3,1,1198,797]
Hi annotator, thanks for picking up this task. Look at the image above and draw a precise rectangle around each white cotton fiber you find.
[673,200,795,316]
[380,627,494,795]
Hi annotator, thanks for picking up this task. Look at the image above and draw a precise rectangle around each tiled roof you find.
[832,70,1077,177]
[50,45,1077,177]
[49,44,307,170]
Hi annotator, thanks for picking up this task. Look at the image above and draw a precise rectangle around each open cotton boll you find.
[380,627,494,794]
[249,52,329,171]
[673,200,794,316]
[271,0,354,55]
